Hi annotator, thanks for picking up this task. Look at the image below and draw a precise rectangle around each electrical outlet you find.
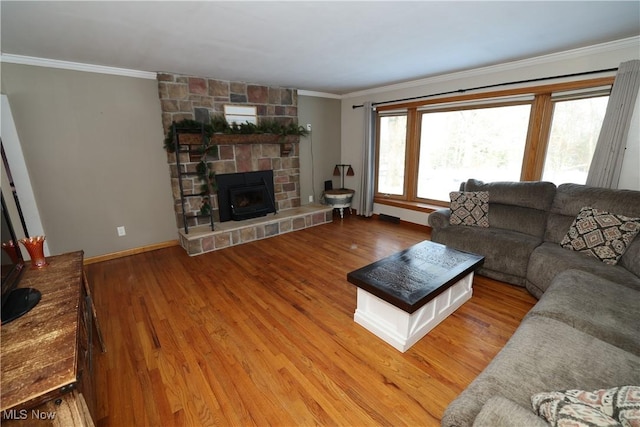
[308,195,314,203]
[306,123,312,131]
[117,226,126,237]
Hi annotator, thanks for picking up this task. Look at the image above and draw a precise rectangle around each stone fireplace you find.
[157,73,332,255]
[158,72,302,228]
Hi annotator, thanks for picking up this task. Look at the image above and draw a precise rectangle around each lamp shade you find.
[333,165,340,176]
[346,166,355,176]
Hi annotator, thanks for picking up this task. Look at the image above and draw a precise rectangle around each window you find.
[374,77,613,207]
[541,95,609,185]
[377,114,407,196]
[417,104,531,201]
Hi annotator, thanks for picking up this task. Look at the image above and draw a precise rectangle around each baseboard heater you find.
[379,214,400,224]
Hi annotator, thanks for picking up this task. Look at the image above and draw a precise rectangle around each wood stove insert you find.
[216,170,276,222]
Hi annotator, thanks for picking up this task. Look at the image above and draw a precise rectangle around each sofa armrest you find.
[428,208,451,230]
[472,396,548,427]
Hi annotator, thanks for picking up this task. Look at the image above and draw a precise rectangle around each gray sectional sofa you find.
[428,179,640,427]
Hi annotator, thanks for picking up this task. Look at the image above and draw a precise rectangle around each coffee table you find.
[347,240,484,352]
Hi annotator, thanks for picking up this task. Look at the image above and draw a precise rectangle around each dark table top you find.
[347,240,484,313]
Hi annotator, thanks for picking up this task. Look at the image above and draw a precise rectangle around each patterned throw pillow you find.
[449,191,489,227]
[531,386,640,427]
[560,207,640,265]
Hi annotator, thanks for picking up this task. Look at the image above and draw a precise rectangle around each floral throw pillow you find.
[449,191,489,228]
[531,386,640,427]
[560,206,640,265]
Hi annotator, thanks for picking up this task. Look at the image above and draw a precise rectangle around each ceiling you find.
[2,1,639,95]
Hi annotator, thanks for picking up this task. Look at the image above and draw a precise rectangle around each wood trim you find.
[405,108,420,200]
[416,99,533,114]
[521,93,553,181]
[83,240,179,265]
[376,77,614,111]
[210,134,300,145]
[374,197,443,212]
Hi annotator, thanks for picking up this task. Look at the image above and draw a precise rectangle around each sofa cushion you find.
[472,396,548,427]
[441,316,640,427]
[428,207,451,230]
[463,179,556,237]
[545,183,640,244]
[531,386,640,427]
[544,183,640,277]
[526,243,640,298]
[560,206,640,265]
[528,270,640,354]
[449,191,489,227]
[464,179,556,210]
[432,226,541,286]
[619,235,640,279]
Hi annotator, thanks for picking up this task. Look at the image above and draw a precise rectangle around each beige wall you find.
[298,95,341,204]
[1,63,176,258]
[0,64,343,258]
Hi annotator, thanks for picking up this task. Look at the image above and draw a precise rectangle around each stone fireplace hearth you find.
[178,205,333,256]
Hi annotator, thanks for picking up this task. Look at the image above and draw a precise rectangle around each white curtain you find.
[358,102,376,217]
[586,60,640,188]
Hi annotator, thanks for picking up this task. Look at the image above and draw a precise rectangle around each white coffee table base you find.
[354,272,474,352]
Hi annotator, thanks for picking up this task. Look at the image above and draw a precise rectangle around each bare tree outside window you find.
[378,115,407,195]
[418,104,531,201]
[542,96,609,185]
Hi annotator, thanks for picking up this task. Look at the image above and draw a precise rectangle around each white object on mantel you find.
[354,272,474,352]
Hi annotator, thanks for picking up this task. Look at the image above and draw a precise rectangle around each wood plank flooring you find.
[87,216,537,427]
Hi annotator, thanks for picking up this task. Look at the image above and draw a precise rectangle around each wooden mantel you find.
[179,133,299,156]
[210,134,299,145]
[213,134,299,156]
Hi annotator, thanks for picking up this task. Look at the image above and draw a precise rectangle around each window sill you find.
[374,197,447,213]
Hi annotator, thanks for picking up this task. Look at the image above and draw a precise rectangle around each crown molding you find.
[0,53,158,80]
[343,36,640,99]
[298,89,342,99]
[2,36,637,94]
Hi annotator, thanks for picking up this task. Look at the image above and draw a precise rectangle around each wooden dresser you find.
[1,251,96,426]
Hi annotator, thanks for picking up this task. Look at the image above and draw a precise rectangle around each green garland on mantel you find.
[163,119,212,153]
[164,116,308,216]
[164,116,308,153]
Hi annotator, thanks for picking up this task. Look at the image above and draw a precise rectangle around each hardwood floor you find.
[87,216,536,427]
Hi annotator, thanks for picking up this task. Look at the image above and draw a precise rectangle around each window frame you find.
[375,111,410,200]
[540,90,611,184]
[373,77,614,210]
